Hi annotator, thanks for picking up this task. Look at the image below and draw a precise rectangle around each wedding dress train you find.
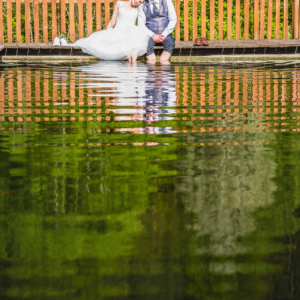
[67,1,149,60]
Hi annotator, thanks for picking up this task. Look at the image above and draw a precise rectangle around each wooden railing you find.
[0,0,299,43]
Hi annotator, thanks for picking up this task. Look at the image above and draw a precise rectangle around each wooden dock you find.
[1,40,300,58]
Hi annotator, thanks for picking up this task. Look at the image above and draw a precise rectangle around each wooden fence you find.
[0,0,299,44]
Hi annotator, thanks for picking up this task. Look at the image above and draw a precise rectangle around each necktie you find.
[152,1,159,15]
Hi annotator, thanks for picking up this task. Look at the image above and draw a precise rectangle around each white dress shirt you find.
[137,0,177,38]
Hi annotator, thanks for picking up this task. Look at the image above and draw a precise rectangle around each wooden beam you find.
[227,0,232,40]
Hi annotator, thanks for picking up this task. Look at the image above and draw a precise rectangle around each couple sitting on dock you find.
[54,0,177,63]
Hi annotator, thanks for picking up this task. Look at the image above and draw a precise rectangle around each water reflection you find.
[1,62,300,299]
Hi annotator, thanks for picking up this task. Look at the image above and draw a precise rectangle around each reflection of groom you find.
[138,0,177,64]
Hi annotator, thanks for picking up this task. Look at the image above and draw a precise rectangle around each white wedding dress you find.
[69,1,149,60]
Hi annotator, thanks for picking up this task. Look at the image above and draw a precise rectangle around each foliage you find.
[0,0,295,43]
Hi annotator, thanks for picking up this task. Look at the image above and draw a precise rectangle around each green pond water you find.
[1,61,300,300]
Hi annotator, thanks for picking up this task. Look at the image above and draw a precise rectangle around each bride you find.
[56,0,149,63]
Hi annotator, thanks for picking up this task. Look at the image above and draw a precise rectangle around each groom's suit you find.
[137,0,177,56]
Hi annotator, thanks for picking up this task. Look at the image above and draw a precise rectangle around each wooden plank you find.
[235,0,240,40]
[25,0,30,42]
[105,0,110,28]
[210,0,214,40]
[283,0,288,38]
[293,0,299,38]
[275,0,280,39]
[96,0,101,31]
[0,0,3,43]
[244,0,249,40]
[61,0,66,33]
[218,0,223,40]
[267,0,272,39]
[52,0,57,39]
[200,0,205,38]
[43,0,48,42]
[69,0,75,42]
[16,0,21,43]
[253,0,259,39]
[7,0,12,42]
[227,0,232,40]
[193,0,198,40]
[87,0,93,36]
[34,0,39,42]
[184,0,189,40]
[260,0,265,39]
[175,0,180,41]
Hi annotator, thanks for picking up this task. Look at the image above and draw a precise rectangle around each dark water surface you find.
[1,61,300,300]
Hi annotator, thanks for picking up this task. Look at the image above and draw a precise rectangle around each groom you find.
[138,0,177,64]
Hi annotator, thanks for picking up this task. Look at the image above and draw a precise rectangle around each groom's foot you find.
[146,53,156,64]
[159,51,171,64]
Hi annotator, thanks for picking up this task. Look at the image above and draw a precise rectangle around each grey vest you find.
[143,0,169,35]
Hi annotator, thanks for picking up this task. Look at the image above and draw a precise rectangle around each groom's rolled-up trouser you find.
[147,34,175,56]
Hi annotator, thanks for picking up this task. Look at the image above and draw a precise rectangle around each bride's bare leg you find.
[127,56,132,63]
[131,54,137,63]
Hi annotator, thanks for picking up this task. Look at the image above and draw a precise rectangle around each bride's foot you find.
[131,54,137,63]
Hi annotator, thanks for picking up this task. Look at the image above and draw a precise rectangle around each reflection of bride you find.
[60,0,149,63]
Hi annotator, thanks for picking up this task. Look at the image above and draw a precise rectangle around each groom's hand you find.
[152,34,162,43]
[158,35,165,42]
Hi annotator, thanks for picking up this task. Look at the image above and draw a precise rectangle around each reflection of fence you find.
[1,67,300,135]
[0,0,299,43]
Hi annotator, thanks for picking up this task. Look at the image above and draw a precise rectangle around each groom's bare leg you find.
[146,53,156,64]
[160,51,171,64]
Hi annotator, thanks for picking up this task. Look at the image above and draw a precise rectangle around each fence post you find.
[267,0,272,39]
[175,0,180,41]
[16,0,21,43]
[34,0,39,42]
[244,0,249,40]
[193,0,198,40]
[184,0,189,41]
[254,0,259,39]
[25,0,30,42]
[236,0,240,40]
[283,0,288,38]
[7,0,12,43]
[227,0,232,40]
[260,0,265,39]
[43,0,48,42]
[210,0,215,40]
[201,0,206,38]
[52,0,57,40]
[292,0,299,38]
[0,0,3,43]
[219,0,223,40]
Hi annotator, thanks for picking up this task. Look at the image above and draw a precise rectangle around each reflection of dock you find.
[1,40,300,61]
